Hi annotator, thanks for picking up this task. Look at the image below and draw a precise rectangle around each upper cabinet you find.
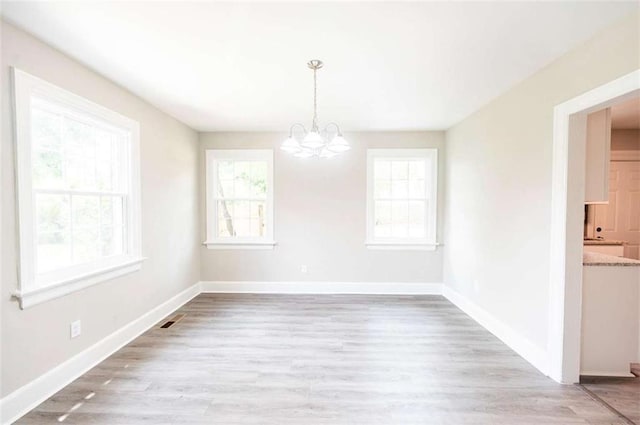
[585,108,611,204]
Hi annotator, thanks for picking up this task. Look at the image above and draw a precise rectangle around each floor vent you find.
[160,313,186,329]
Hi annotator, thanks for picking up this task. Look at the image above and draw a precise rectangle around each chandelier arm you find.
[323,122,342,136]
[289,123,307,137]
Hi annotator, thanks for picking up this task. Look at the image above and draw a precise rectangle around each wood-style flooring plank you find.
[15,294,629,424]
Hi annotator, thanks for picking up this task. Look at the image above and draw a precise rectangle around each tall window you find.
[366,149,438,250]
[13,69,142,308]
[205,150,275,249]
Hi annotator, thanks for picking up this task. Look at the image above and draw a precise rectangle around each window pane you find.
[391,180,408,199]
[375,160,391,180]
[251,162,267,197]
[73,227,99,263]
[374,179,391,199]
[33,149,64,189]
[234,161,252,198]
[234,201,251,218]
[409,201,426,237]
[64,117,97,190]
[391,201,408,237]
[218,219,233,237]
[218,161,234,180]
[409,179,425,198]
[100,196,124,226]
[217,201,235,237]
[36,194,70,235]
[37,232,71,274]
[101,225,124,257]
[32,107,62,150]
[391,161,408,179]
[250,201,265,218]
[374,201,392,238]
[36,194,71,273]
[409,160,426,180]
[95,131,113,191]
[72,195,100,229]
[233,218,251,237]
[218,179,234,198]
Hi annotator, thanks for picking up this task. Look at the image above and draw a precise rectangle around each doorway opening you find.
[548,69,640,385]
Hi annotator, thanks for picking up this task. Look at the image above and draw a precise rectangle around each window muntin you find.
[13,68,142,307]
[205,150,274,247]
[367,149,437,247]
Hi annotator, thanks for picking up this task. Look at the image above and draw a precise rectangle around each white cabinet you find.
[584,108,611,203]
[581,265,640,377]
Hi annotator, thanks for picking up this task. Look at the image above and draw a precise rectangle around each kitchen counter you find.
[583,251,640,266]
[583,239,625,246]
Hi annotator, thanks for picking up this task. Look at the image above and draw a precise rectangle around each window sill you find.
[203,241,277,250]
[365,241,440,251]
[13,257,146,309]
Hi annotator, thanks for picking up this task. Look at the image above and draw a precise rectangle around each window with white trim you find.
[205,150,275,249]
[366,149,438,250]
[13,69,143,308]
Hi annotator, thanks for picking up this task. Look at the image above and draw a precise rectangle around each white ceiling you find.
[611,97,640,130]
[2,2,637,131]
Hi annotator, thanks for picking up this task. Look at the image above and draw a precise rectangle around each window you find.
[204,149,275,249]
[13,69,143,308]
[366,149,438,250]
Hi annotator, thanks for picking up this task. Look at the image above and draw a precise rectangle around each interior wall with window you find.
[199,131,445,283]
[1,21,201,396]
[443,11,639,354]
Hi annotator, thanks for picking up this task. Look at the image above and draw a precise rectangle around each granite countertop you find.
[583,239,626,246]
[583,251,640,266]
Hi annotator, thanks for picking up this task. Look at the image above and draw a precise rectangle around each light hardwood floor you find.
[581,376,640,424]
[16,294,631,424]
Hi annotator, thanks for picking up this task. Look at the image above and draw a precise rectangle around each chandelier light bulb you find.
[301,131,324,149]
[327,135,351,153]
[280,137,302,153]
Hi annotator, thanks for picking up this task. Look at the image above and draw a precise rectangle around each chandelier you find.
[280,60,350,158]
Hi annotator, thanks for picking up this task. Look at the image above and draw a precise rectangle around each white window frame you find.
[204,149,275,249]
[366,148,439,250]
[12,68,144,309]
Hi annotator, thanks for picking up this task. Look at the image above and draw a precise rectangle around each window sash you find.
[33,190,128,276]
[205,150,274,245]
[367,149,438,246]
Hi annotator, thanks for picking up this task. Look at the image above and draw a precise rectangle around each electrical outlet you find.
[70,320,81,339]
[300,265,308,273]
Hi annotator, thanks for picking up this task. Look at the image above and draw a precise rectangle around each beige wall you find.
[1,21,201,396]
[199,131,445,283]
[443,12,639,350]
[611,129,640,150]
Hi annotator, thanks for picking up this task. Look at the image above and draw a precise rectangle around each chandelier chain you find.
[312,66,318,131]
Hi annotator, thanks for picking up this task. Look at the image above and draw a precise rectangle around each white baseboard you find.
[442,286,549,377]
[0,283,200,425]
[200,280,443,295]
